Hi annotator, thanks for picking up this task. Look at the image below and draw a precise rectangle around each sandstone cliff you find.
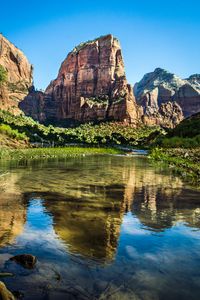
[134,68,200,126]
[0,34,33,114]
[20,35,140,125]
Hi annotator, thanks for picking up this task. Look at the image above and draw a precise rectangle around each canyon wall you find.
[1,34,199,128]
[0,34,33,114]
[21,35,140,125]
[134,68,200,127]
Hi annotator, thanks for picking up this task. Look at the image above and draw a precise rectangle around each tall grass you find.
[0,146,123,161]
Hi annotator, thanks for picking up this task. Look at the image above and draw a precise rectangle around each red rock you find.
[21,35,140,125]
[0,34,33,114]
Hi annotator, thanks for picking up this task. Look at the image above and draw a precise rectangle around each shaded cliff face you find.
[134,68,200,127]
[21,35,139,125]
[0,34,33,114]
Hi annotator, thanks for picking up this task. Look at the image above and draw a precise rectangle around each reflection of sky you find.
[1,199,200,299]
[15,199,67,260]
[117,212,200,277]
[26,199,52,230]
[15,202,200,269]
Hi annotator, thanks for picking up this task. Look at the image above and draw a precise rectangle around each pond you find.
[0,155,200,299]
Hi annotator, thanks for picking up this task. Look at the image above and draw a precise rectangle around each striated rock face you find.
[0,34,33,114]
[174,82,200,117]
[141,100,184,128]
[20,35,139,125]
[134,68,200,127]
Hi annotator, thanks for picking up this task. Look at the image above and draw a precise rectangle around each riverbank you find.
[0,146,123,161]
[149,148,200,183]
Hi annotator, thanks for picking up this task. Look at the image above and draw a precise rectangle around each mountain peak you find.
[134,68,186,99]
[71,34,119,54]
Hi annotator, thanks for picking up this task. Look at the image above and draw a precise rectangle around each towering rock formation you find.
[1,34,199,128]
[134,68,200,127]
[175,74,200,116]
[0,34,33,114]
[20,35,140,125]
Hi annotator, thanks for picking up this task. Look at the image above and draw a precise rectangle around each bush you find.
[157,135,200,148]
[0,65,7,84]
[0,124,28,141]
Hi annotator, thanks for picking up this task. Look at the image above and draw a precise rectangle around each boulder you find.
[10,254,37,269]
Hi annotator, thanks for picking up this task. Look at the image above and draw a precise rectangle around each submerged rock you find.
[10,254,37,269]
[0,281,15,300]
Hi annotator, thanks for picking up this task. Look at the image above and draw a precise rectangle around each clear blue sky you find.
[1,0,200,89]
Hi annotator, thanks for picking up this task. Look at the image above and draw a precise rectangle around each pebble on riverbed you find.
[9,254,37,269]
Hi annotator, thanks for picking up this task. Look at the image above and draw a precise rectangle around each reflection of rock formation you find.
[1,155,200,261]
[131,187,200,231]
[0,173,26,247]
[26,190,123,262]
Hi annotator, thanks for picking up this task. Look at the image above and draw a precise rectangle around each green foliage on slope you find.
[0,65,7,84]
[0,110,160,147]
[154,113,200,148]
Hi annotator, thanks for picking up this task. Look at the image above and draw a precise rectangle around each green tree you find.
[0,65,7,84]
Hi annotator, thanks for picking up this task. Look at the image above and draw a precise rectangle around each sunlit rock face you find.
[0,34,33,114]
[134,68,200,127]
[20,35,140,125]
[0,173,26,247]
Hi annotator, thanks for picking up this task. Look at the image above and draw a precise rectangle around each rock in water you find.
[0,281,15,300]
[20,34,140,125]
[10,254,37,269]
[0,33,33,114]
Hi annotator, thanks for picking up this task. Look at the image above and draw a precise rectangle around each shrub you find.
[0,123,28,141]
[0,65,7,84]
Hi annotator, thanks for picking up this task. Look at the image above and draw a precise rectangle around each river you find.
[0,155,200,299]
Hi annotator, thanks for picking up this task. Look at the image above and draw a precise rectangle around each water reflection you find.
[0,173,26,247]
[132,187,200,231]
[0,156,200,299]
[0,156,199,259]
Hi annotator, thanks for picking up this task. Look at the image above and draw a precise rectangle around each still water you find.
[0,155,200,299]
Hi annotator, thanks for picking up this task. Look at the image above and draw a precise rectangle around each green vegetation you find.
[155,113,200,148]
[0,65,7,84]
[72,35,119,53]
[0,146,123,161]
[0,124,28,141]
[168,112,200,138]
[0,110,160,147]
[149,113,200,183]
[149,148,200,182]
[7,81,28,93]
[155,135,200,148]
[86,96,109,105]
